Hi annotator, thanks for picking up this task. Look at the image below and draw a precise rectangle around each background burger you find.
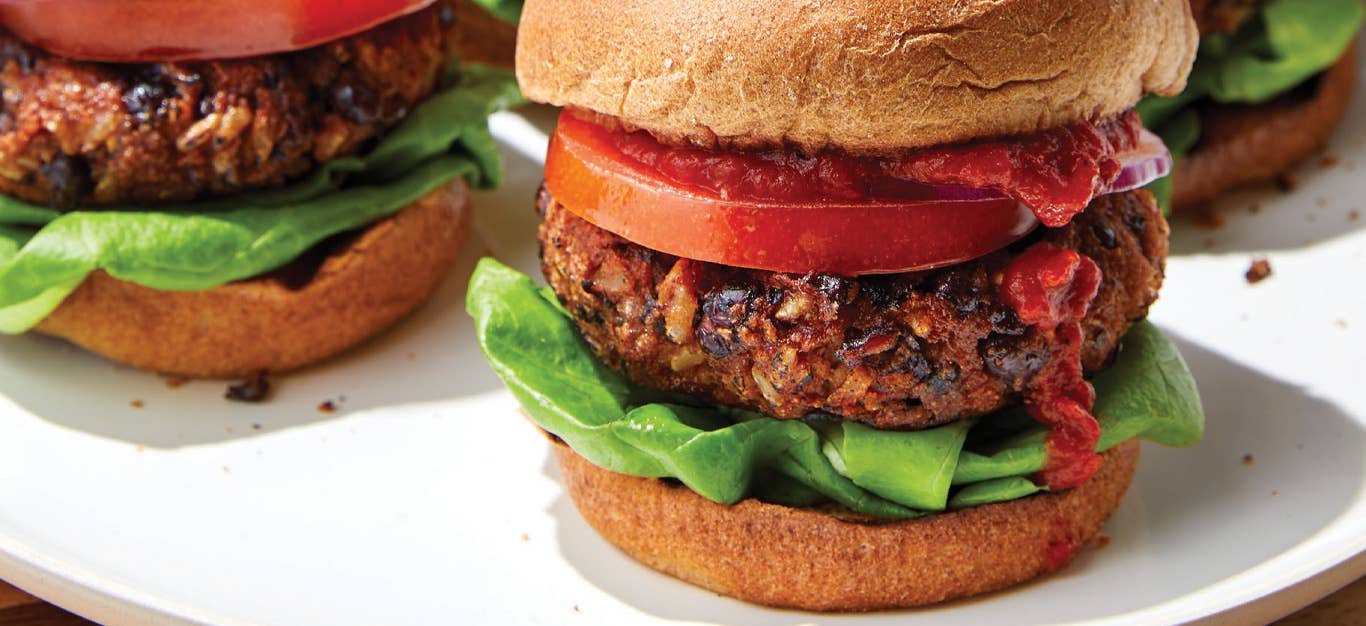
[0,0,521,379]
[1141,0,1362,212]
[471,0,1205,611]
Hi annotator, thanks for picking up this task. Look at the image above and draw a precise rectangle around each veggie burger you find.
[1141,0,1363,211]
[0,0,519,377]
[471,0,1206,610]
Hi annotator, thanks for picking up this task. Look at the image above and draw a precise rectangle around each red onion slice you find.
[1099,128,1173,195]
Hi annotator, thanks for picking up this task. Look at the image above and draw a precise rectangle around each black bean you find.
[765,286,784,305]
[978,335,1046,385]
[1123,207,1147,236]
[331,84,377,125]
[812,274,850,302]
[39,154,91,211]
[878,347,933,381]
[1092,222,1119,249]
[697,286,757,358]
[934,271,991,318]
[858,274,907,308]
[927,363,961,395]
[0,40,36,75]
[700,286,757,328]
[988,308,1028,335]
[123,82,168,122]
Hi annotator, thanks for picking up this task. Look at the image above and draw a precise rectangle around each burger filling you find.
[1139,0,1363,208]
[470,110,1204,518]
[0,0,521,333]
[535,191,1165,432]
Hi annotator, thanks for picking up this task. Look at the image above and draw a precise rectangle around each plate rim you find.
[0,448,1361,626]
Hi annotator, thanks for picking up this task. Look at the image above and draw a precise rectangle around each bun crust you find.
[554,438,1140,611]
[34,180,470,378]
[516,0,1197,154]
[1172,38,1358,212]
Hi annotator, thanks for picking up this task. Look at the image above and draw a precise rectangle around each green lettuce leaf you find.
[948,477,1043,510]
[0,64,523,333]
[467,258,1205,519]
[822,419,972,511]
[1138,0,1362,212]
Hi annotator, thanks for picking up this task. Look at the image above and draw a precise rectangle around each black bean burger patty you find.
[0,0,458,209]
[539,188,1168,429]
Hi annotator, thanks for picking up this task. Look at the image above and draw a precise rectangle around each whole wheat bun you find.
[1171,38,1358,212]
[554,438,1140,611]
[33,179,470,378]
[516,0,1198,154]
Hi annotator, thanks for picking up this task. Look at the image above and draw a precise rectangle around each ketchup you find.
[1001,242,1104,490]
[1042,538,1081,573]
[601,110,1142,228]
[893,111,1140,227]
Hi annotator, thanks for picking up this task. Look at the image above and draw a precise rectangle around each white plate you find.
[1,46,1365,625]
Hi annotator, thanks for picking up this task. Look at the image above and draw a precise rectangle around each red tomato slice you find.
[546,111,1039,276]
[0,0,435,62]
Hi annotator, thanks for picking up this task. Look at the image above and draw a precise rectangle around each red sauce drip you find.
[601,110,1142,227]
[1043,538,1081,573]
[1001,242,1104,490]
[891,111,1141,227]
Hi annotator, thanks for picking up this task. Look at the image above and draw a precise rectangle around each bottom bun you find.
[1171,38,1357,212]
[554,438,1140,611]
[34,179,470,378]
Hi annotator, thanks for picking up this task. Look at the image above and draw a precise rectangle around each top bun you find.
[517,0,1197,154]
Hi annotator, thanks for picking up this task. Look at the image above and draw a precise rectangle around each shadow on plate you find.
[539,329,1363,624]
[0,232,506,448]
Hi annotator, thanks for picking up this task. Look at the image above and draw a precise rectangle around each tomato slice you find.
[546,111,1039,276]
[0,0,435,62]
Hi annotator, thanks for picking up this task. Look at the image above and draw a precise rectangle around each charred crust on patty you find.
[0,0,458,208]
[538,188,1168,429]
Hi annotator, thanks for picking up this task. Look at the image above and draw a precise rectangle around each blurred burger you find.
[1141,0,1362,211]
[0,0,521,377]
[471,0,1205,610]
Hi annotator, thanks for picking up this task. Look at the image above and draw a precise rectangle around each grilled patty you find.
[0,0,458,209]
[539,188,1168,429]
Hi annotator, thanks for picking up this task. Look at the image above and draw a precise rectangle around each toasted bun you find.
[1171,38,1358,212]
[554,438,1140,611]
[34,180,470,378]
[516,0,1197,154]
[450,0,518,68]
